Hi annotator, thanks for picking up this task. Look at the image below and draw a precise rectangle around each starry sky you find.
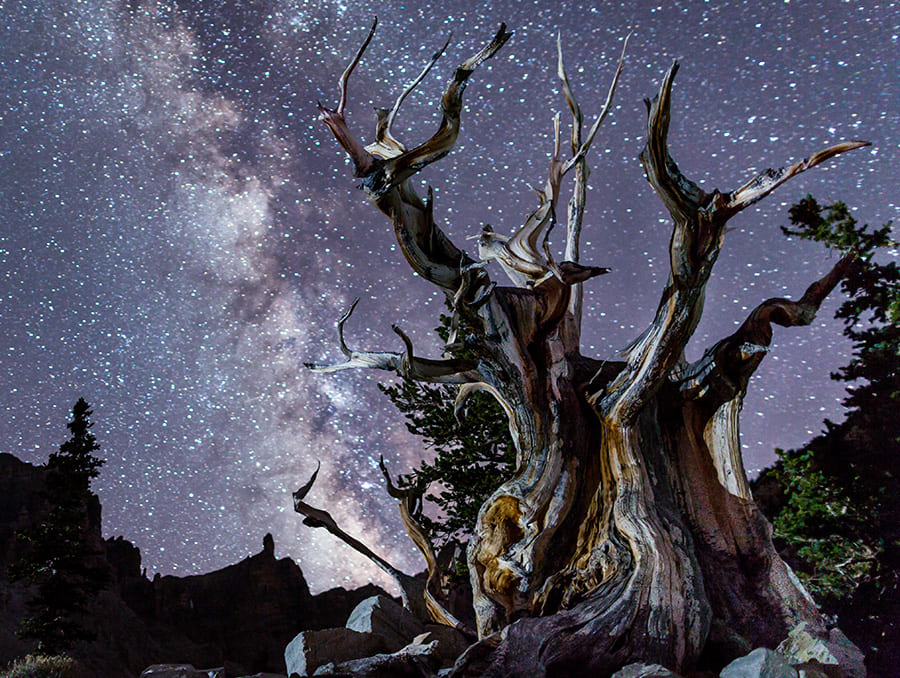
[1,0,897,593]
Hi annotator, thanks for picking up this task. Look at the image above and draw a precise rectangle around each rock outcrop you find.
[720,648,797,678]
[283,594,473,677]
[776,623,866,678]
[0,453,390,678]
[344,595,425,651]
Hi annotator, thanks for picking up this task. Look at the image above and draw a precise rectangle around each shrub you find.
[0,655,80,678]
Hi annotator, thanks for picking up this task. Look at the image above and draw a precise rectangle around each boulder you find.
[345,595,425,651]
[139,666,225,678]
[409,625,471,668]
[720,648,797,678]
[611,663,683,677]
[310,640,440,677]
[776,623,866,678]
[284,628,389,677]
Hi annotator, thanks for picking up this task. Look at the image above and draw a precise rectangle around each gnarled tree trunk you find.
[303,21,868,676]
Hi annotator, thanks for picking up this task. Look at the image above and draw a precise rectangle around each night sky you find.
[1,0,896,593]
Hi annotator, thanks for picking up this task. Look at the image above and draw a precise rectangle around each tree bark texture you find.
[306,21,868,676]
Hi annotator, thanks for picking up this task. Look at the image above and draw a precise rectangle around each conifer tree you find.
[756,197,899,673]
[10,398,107,654]
[380,313,515,549]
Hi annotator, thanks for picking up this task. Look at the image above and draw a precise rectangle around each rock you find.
[234,674,288,678]
[611,663,683,677]
[310,640,440,677]
[408,625,471,668]
[720,648,797,678]
[139,665,225,678]
[776,623,866,678]
[149,534,316,674]
[795,660,844,678]
[345,595,425,651]
[311,584,397,631]
[284,628,390,676]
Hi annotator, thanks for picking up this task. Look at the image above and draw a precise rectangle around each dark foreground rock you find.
[283,594,472,677]
[344,595,425,651]
[281,612,868,678]
[140,665,287,678]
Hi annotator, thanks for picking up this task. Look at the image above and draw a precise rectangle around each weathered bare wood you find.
[316,18,379,177]
[307,23,869,676]
[679,253,856,407]
[474,154,564,287]
[376,24,512,194]
[367,33,453,160]
[318,24,509,295]
[593,63,866,426]
[305,298,481,383]
[724,141,871,216]
[555,33,629,337]
[559,33,630,177]
[292,462,429,620]
[378,457,473,633]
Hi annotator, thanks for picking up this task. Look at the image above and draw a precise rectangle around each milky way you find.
[1,0,897,592]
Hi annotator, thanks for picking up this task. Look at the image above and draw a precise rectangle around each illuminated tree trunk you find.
[302,20,867,675]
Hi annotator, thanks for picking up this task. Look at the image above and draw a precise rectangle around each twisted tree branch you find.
[305,299,481,383]
[594,62,867,425]
[292,462,428,619]
[319,23,509,295]
[379,457,472,633]
[679,252,857,405]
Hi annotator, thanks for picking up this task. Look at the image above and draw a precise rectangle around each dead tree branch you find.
[592,61,867,424]
[379,457,473,633]
[679,252,857,406]
[318,22,510,295]
[305,299,481,383]
[292,462,428,620]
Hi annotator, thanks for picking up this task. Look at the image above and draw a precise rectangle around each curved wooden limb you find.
[639,61,707,230]
[320,24,504,297]
[317,18,379,177]
[506,155,564,280]
[555,33,626,333]
[379,457,472,632]
[557,35,583,153]
[560,32,630,177]
[367,33,453,160]
[679,253,856,407]
[292,462,428,619]
[640,62,868,275]
[378,24,512,192]
[591,63,715,421]
[475,134,609,290]
[305,299,482,383]
[598,63,866,425]
[474,152,562,288]
[723,141,870,217]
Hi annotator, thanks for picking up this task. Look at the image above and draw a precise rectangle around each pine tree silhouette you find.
[10,398,108,654]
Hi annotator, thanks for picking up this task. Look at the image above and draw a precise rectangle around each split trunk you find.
[303,21,867,675]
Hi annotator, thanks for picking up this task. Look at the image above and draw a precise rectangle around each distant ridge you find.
[0,452,391,677]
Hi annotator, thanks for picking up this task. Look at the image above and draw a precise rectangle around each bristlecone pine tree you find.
[10,398,106,654]
[294,22,870,674]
